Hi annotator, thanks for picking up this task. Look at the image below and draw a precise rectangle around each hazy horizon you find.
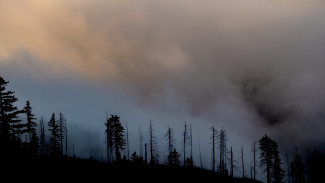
[1,0,325,180]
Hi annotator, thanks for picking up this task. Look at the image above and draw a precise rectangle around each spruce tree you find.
[0,76,23,148]
[290,150,306,183]
[259,134,285,183]
[105,115,113,163]
[273,140,285,183]
[23,100,38,153]
[48,113,59,155]
[167,148,181,166]
[105,115,125,162]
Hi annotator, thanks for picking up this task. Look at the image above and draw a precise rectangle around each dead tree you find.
[165,126,174,154]
[241,145,245,178]
[251,141,257,180]
[139,125,143,158]
[148,121,158,165]
[64,118,68,156]
[59,111,65,156]
[182,122,188,164]
[286,153,291,183]
[145,143,148,164]
[219,129,227,175]
[230,146,234,178]
[210,126,218,172]
[39,117,46,155]
[126,122,130,159]
[190,124,193,162]
[198,129,204,168]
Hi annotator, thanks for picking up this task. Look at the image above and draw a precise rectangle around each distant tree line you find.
[0,76,68,157]
[1,75,324,182]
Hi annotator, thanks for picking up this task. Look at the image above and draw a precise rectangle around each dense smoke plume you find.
[1,0,325,151]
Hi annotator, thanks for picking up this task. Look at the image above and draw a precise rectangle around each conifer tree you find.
[0,76,23,148]
[273,140,285,183]
[167,148,181,166]
[48,113,60,155]
[290,149,306,183]
[23,100,38,153]
[39,117,46,155]
[105,115,125,162]
[259,134,285,183]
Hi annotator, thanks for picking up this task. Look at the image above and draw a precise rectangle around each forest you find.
[0,75,324,183]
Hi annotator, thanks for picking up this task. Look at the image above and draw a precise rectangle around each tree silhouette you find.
[259,134,284,183]
[39,117,46,155]
[210,126,217,172]
[131,151,139,163]
[219,128,227,175]
[167,148,181,166]
[0,76,24,152]
[23,100,38,154]
[58,111,66,156]
[105,115,125,162]
[241,145,245,178]
[64,119,68,156]
[48,113,60,155]
[290,149,306,183]
[125,122,130,160]
[105,115,113,163]
[139,125,144,158]
[189,124,193,164]
[251,141,257,180]
[23,101,37,140]
[259,135,273,183]
[272,140,285,183]
[230,146,234,178]
[182,122,190,165]
[148,120,158,165]
[165,126,174,154]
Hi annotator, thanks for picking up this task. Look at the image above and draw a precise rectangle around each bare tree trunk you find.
[145,143,148,164]
[89,129,91,158]
[126,122,129,160]
[167,126,172,154]
[198,129,203,168]
[73,144,75,158]
[252,141,257,180]
[211,126,216,172]
[139,125,143,158]
[231,146,234,178]
[190,124,193,162]
[107,128,110,163]
[65,119,68,156]
[286,154,291,183]
[242,145,245,178]
[40,117,45,155]
[59,112,64,156]
[220,137,222,174]
[149,121,153,163]
[183,122,187,165]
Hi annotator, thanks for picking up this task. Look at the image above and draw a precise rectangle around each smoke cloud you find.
[1,0,325,150]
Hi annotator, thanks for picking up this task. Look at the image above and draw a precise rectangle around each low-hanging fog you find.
[1,0,325,178]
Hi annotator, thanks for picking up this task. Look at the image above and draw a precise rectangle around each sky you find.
[1,0,325,178]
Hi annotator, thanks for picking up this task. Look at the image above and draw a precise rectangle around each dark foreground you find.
[1,154,262,182]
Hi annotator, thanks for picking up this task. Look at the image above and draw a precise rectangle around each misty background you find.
[1,0,325,179]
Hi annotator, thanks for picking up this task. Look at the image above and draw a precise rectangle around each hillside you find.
[2,154,262,182]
